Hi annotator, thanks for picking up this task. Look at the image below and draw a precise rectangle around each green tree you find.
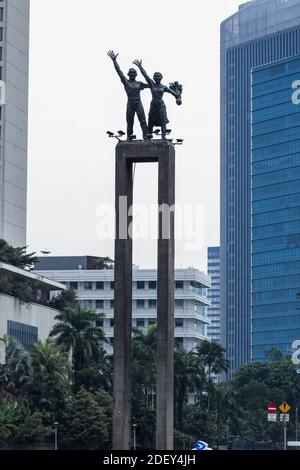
[29,340,71,416]
[0,239,37,270]
[0,336,32,401]
[194,340,230,411]
[265,347,284,363]
[0,401,51,445]
[49,305,107,391]
[94,257,114,270]
[48,289,78,311]
[132,326,157,449]
[13,411,52,444]
[174,346,205,431]
[60,388,111,449]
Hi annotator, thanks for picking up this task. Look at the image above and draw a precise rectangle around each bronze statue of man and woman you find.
[107,50,183,141]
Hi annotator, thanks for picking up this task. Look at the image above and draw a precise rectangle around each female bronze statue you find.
[133,59,182,139]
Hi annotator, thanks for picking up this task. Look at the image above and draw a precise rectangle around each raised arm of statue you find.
[133,59,153,88]
[166,82,183,105]
[108,50,127,84]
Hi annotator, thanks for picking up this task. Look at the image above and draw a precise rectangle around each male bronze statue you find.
[108,50,149,140]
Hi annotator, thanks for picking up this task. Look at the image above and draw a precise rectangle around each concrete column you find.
[112,140,175,451]
[156,143,175,450]
[113,145,133,450]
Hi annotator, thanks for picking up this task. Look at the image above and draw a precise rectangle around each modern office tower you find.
[0,0,30,247]
[35,256,212,354]
[251,56,300,361]
[220,0,300,376]
[207,247,221,342]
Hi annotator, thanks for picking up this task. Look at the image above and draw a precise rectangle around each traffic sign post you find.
[279,402,291,414]
[279,403,291,451]
[268,414,277,423]
[280,414,290,423]
[268,404,277,414]
[267,404,278,423]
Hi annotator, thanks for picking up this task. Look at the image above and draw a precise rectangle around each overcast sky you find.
[27,0,242,271]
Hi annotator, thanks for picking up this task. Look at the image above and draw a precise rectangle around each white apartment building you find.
[36,257,211,353]
[0,261,66,362]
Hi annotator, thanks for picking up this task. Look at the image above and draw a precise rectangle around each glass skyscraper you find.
[220,0,300,376]
[251,56,300,361]
[0,0,30,247]
[207,247,221,342]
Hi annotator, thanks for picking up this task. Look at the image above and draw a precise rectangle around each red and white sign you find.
[268,404,277,414]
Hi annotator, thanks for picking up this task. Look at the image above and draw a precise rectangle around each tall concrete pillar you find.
[113,140,175,450]
[113,145,133,450]
[156,143,175,450]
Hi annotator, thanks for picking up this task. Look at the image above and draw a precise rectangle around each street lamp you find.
[53,421,59,451]
[222,425,229,448]
[132,417,137,451]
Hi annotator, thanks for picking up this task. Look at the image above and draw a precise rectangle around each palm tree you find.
[49,305,107,390]
[174,347,195,430]
[194,340,230,412]
[214,383,245,447]
[195,340,230,383]
[30,340,71,414]
[31,340,71,387]
[132,325,157,405]
[0,336,33,401]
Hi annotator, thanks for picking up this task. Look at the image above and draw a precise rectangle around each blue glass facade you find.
[251,56,300,361]
[207,247,221,342]
[221,0,300,376]
[7,320,38,351]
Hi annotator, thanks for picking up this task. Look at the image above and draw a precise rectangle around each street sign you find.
[268,413,277,422]
[279,402,291,414]
[268,404,277,413]
[280,414,290,423]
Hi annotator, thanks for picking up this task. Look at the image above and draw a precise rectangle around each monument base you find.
[113,140,175,450]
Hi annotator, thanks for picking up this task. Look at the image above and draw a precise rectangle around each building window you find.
[0,28,3,41]
[175,281,184,290]
[175,319,184,328]
[149,281,157,290]
[84,282,93,290]
[0,8,3,22]
[70,282,78,290]
[7,321,38,352]
[110,282,115,290]
[84,300,93,308]
[96,282,104,290]
[110,300,114,309]
[110,319,114,328]
[149,299,157,308]
[137,299,145,308]
[175,299,184,309]
[148,319,156,326]
[137,281,145,290]
[96,319,103,328]
[175,337,184,347]
[109,338,114,345]
[136,319,145,327]
[96,300,104,309]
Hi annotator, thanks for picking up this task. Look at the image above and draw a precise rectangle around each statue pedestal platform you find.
[113,140,175,450]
